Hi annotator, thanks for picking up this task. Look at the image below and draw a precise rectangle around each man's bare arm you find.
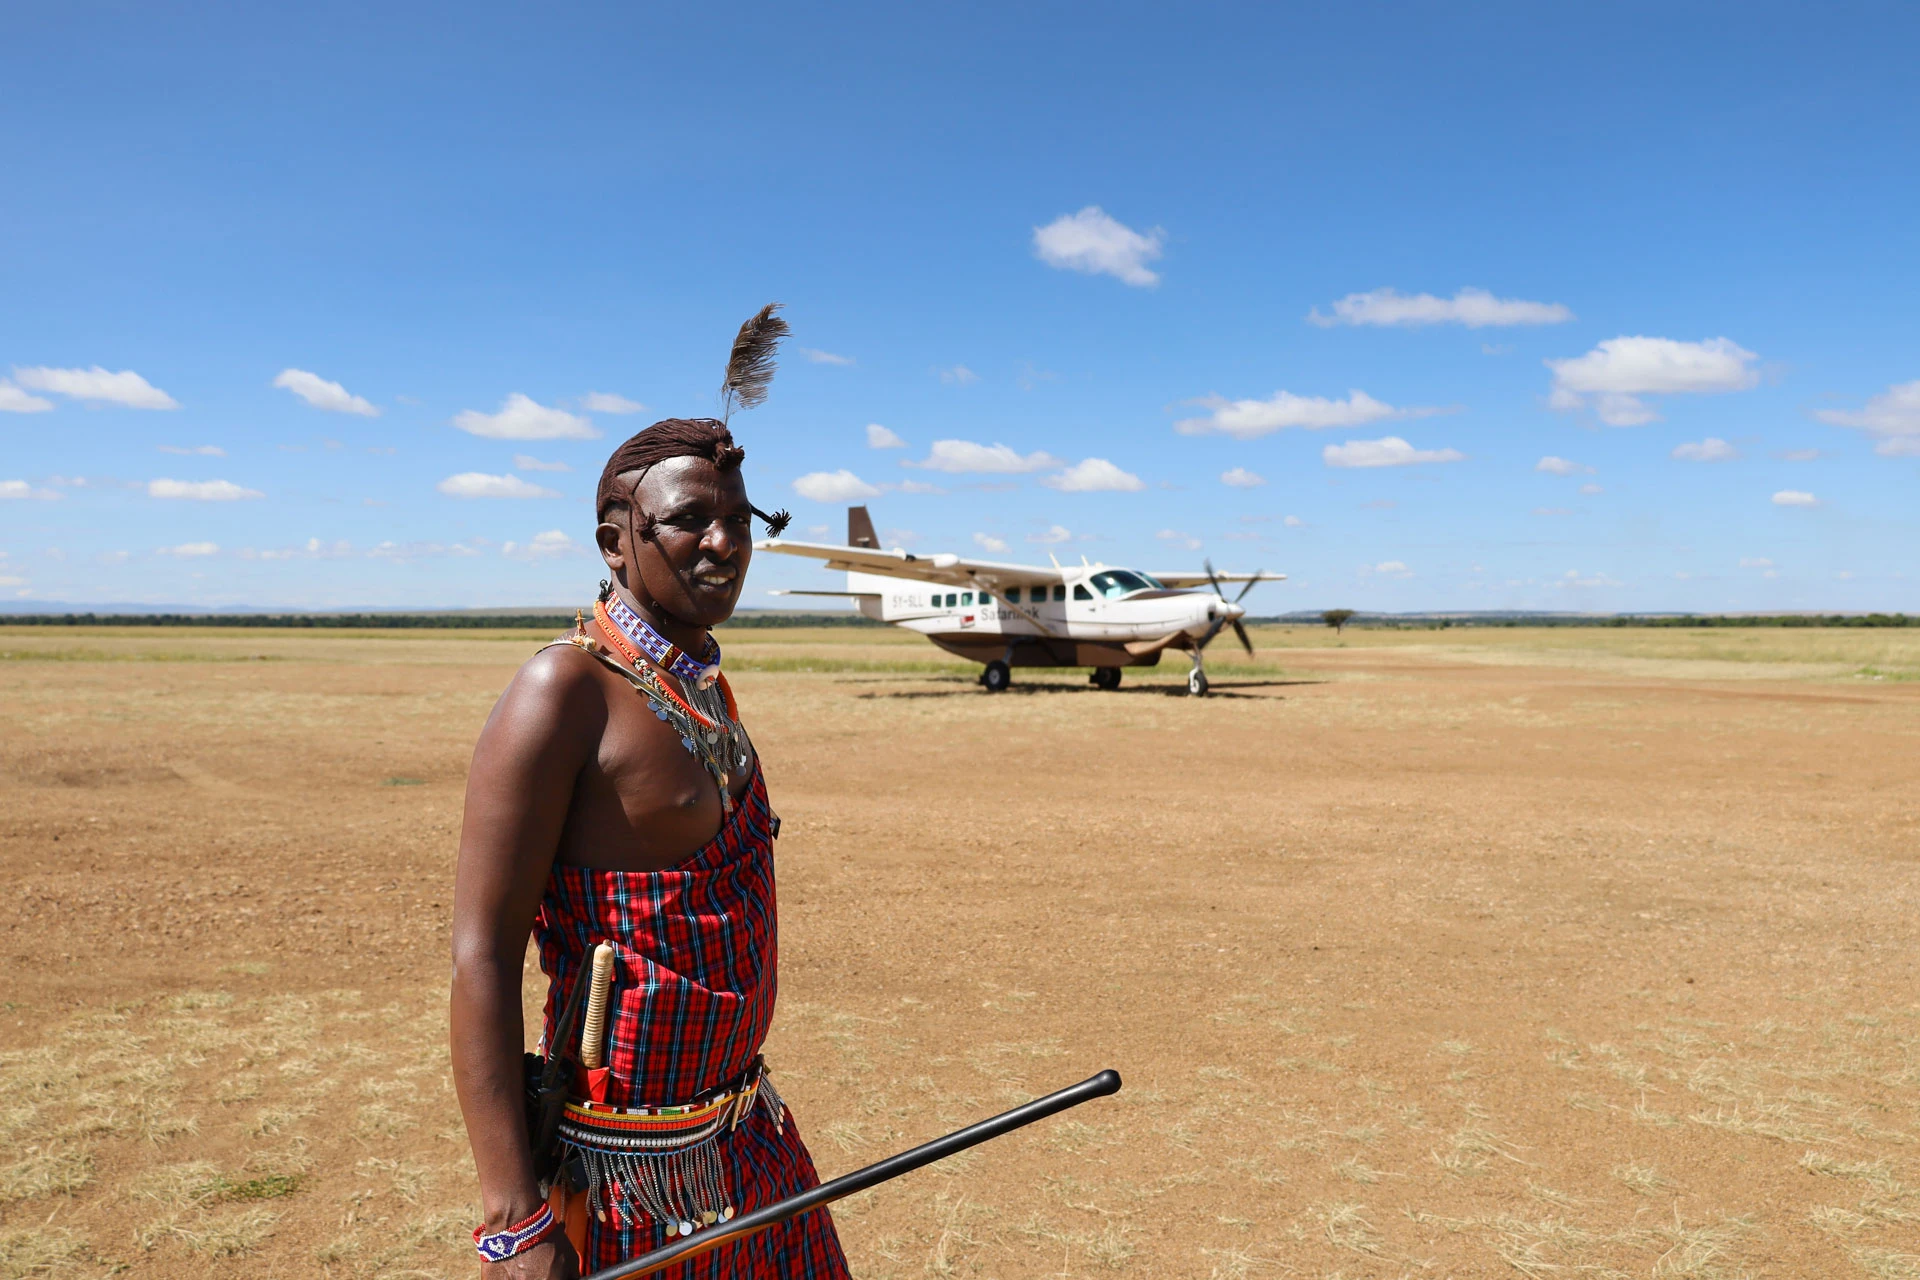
[450,650,603,1276]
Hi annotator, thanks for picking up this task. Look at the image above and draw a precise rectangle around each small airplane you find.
[756,506,1285,695]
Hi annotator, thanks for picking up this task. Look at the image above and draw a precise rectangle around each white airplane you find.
[756,506,1284,695]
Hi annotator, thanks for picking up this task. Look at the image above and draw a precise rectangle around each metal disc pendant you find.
[679,1221,694,1237]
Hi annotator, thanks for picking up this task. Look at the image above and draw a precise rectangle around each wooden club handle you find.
[578,941,615,1070]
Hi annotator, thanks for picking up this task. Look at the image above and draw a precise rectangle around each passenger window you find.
[961,592,974,606]
[1053,585,1066,602]
[1073,584,1092,601]
[946,593,958,607]
[1006,587,1020,603]
[979,591,991,604]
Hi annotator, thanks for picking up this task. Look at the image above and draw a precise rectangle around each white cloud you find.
[1771,490,1818,507]
[866,423,906,449]
[1535,455,1592,475]
[891,479,946,495]
[937,365,979,386]
[368,539,484,561]
[0,480,62,500]
[1776,448,1822,462]
[1175,389,1441,438]
[792,470,882,503]
[799,348,855,366]
[1031,206,1165,287]
[1309,286,1573,329]
[1027,525,1073,545]
[973,532,1009,552]
[1559,569,1622,588]
[158,541,220,557]
[514,454,570,472]
[1220,466,1266,488]
[435,472,560,499]
[148,478,264,501]
[158,444,226,456]
[1579,483,1604,495]
[1371,560,1412,578]
[1283,515,1305,528]
[580,392,645,415]
[1671,437,1739,462]
[1322,436,1465,468]
[243,537,353,561]
[1739,557,1773,568]
[273,368,379,416]
[453,393,598,440]
[1156,528,1202,551]
[1545,336,1759,426]
[0,381,53,413]
[1532,506,1572,516]
[908,440,1063,474]
[503,530,580,560]
[15,365,178,409]
[1043,458,1145,492]
[1813,380,1920,456]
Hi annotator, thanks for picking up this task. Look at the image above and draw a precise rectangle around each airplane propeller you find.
[1200,559,1259,656]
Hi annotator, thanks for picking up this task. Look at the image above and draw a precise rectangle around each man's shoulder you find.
[504,638,619,723]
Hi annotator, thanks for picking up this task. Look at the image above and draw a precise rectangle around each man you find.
[451,416,849,1279]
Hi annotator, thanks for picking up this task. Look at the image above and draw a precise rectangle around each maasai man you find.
[451,309,849,1279]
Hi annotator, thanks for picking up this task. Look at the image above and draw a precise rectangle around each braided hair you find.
[594,417,790,537]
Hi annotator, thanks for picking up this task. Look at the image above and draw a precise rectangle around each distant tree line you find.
[1247,613,1916,629]
[0,611,886,630]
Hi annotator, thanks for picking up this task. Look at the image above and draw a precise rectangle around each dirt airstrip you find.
[1,624,1917,1279]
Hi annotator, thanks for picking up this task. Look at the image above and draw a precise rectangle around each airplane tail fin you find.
[848,505,879,549]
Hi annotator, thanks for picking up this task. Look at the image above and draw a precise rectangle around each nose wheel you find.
[1187,667,1209,697]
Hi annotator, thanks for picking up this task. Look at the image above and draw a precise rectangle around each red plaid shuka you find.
[534,766,849,1278]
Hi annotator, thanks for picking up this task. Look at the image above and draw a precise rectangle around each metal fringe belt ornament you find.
[581,1069,1123,1280]
[558,1062,785,1239]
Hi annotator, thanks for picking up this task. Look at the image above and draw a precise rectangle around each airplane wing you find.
[1151,569,1288,589]
[754,538,1062,589]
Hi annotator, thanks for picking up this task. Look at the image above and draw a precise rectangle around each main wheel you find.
[1188,669,1209,697]
[982,660,1011,693]
[1091,667,1122,691]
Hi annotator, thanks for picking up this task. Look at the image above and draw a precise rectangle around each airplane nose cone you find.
[1225,601,1246,620]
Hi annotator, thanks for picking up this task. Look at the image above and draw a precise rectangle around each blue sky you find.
[3,3,1916,612]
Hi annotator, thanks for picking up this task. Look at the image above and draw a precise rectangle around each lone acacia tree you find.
[1323,608,1356,634]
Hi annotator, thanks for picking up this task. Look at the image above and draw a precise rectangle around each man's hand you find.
[482,1235,578,1280]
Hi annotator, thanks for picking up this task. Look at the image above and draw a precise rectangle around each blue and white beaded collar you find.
[603,593,722,687]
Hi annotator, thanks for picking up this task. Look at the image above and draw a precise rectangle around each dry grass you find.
[3,625,1918,1276]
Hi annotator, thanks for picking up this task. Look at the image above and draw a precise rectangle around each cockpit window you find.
[1089,570,1155,599]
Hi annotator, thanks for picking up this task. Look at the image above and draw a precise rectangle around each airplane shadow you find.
[851,678,1324,701]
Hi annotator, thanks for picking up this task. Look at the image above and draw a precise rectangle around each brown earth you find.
[1,625,1917,1280]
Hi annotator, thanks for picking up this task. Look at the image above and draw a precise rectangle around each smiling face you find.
[597,455,754,636]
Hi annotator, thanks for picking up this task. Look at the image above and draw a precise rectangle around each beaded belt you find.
[557,1056,785,1239]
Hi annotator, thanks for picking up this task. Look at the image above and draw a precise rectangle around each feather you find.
[719,303,789,421]
[752,504,792,537]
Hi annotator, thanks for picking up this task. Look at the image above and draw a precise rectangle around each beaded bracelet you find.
[474,1202,556,1263]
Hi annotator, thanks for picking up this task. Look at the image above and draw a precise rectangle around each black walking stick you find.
[583,1068,1123,1280]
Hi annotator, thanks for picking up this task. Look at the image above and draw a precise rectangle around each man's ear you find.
[595,521,626,570]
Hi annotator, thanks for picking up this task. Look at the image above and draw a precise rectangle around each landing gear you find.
[1090,666,1122,691]
[1188,668,1210,697]
[981,660,1011,693]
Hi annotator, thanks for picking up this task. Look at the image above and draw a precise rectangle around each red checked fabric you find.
[534,766,850,1278]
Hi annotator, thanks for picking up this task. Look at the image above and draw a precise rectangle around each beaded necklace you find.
[576,599,751,816]
[602,592,721,688]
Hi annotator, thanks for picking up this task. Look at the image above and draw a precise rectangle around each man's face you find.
[604,456,754,630]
